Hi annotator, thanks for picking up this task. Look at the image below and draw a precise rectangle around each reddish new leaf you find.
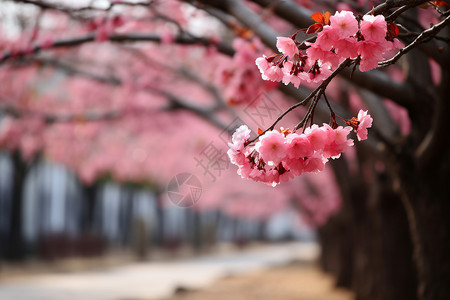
[311,12,324,23]
[388,22,399,36]
[306,23,323,34]
[323,11,331,25]
[310,11,331,25]
[434,0,449,7]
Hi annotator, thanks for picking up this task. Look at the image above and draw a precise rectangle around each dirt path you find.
[165,262,354,300]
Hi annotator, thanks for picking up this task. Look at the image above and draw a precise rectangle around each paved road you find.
[0,242,318,300]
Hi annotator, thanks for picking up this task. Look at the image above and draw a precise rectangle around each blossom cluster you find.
[256,11,403,88]
[216,38,277,106]
[228,110,373,186]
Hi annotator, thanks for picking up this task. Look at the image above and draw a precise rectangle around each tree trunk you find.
[399,164,450,300]
[321,159,417,300]
[4,152,27,260]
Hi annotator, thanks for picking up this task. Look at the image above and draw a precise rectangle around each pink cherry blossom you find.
[256,57,284,82]
[334,37,358,59]
[308,63,332,83]
[276,37,299,58]
[255,130,287,164]
[232,125,251,146]
[255,56,270,75]
[285,157,306,176]
[360,15,387,42]
[330,10,359,38]
[359,57,380,72]
[282,61,302,88]
[315,26,338,51]
[357,40,388,71]
[356,110,373,141]
[286,133,313,158]
[306,44,341,68]
[304,152,328,173]
[322,125,353,158]
[305,124,328,150]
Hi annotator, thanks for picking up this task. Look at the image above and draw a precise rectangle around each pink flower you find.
[282,61,302,88]
[255,130,287,164]
[265,65,284,82]
[360,15,387,42]
[334,37,358,59]
[314,26,338,51]
[228,125,252,165]
[356,110,373,141]
[276,37,299,58]
[359,57,380,72]
[279,167,295,183]
[305,124,328,150]
[306,44,341,68]
[330,10,359,38]
[231,125,251,146]
[284,157,306,176]
[381,39,405,60]
[322,125,353,158]
[304,152,328,173]
[264,169,280,187]
[357,40,387,71]
[307,63,332,83]
[334,126,353,145]
[227,149,246,166]
[286,133,313,158]
[256,56,270,74]
[357,40,385,59]
[256,57,284,82]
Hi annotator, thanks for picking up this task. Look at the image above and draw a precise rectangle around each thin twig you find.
[379,14,450,67]
[248,58,352,142]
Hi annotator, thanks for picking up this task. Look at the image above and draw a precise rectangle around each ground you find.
[164,261,354,300]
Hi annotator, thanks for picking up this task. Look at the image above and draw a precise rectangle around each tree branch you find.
[250,59,352,141]
[415,69,450,171]
[215,0,414,107]
[249,0,314,29]
[0,32,235,64]
[372,0,429,15]
[7,0,153,13]
[379,14,450,67]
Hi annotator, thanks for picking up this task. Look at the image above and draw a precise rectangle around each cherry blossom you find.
[228,110,372,185]
[329,10,359,38]
[255,10,404,81]
[255,130,288,165]
[356,109,373,141]
[360,15,388,43]
[276,37,298,58]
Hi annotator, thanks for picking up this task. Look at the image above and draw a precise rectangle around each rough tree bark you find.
[3,152,27,260]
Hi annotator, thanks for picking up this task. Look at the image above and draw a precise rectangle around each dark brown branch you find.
[8,0,152,13]
[217,0,414,107]
[249,0,314,29]
[372,0,429,15]
[0,32,235,64]
[386,5,415,21]
[379,14,450,67]
[250,59,352,141]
